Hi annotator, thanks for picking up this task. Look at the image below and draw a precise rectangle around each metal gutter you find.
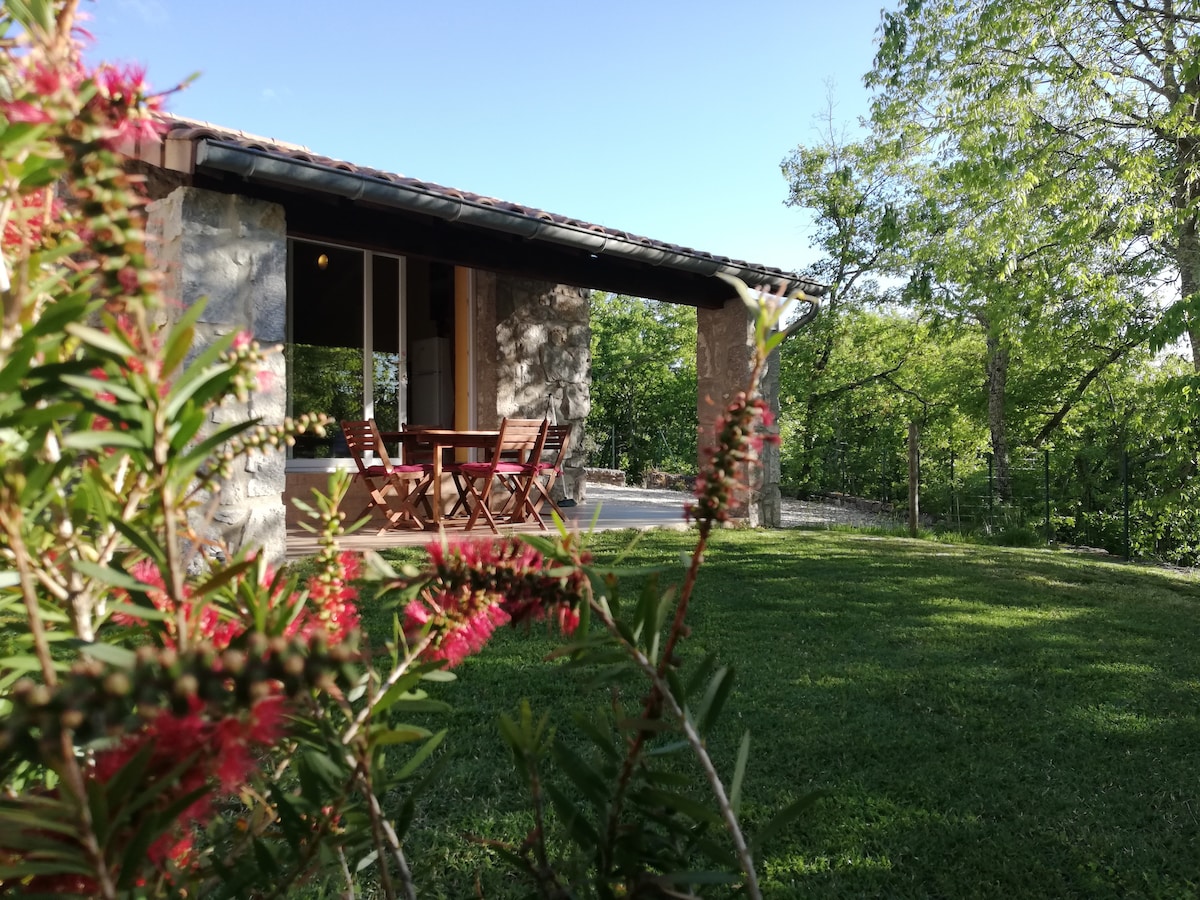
[194,141,827,299]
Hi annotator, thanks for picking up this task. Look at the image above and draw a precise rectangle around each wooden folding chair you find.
[341,419,433,532]
[457,418,548,534]
[527,424,572,521]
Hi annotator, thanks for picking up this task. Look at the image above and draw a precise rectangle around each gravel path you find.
[585,483,899,530]
[779,496,901,530]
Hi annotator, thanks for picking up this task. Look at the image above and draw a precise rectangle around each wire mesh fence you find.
[795,434,1159,559]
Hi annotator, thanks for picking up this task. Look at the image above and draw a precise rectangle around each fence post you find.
[1044,448,1052,544]
[908,423,920,537]
[1122,448,1130,560]
[988,453,994,520]
[949,450,957,527]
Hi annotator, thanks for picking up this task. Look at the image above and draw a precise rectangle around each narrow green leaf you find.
[354,849,380,874]
[71,559,154,592]
[552,742,609,808]
[394,729,447,781]
[696,666,735,735]
[61,429,146,451]
[641,788,722,826]
[161,300,207,377]
[370,724,433,746]
[546,783,599,847]
[267,783,306,852]
[252,838,280,878]
[751,790,827,853]
[371,673,427,712]
[571,711,620,762]
[729,731,751,814]
[64,322,135,359]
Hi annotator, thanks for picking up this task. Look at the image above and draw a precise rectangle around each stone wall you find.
[476,272,591,503]
[695,299,781,527]
[585,468,626,486]
[148,186,289,565]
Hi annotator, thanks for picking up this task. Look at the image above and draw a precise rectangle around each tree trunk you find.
[1173,146,1200,371]
[1178,220,1200,373]
[985,330,1011,502]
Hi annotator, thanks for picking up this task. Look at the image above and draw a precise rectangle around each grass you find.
[342,528,1200,898]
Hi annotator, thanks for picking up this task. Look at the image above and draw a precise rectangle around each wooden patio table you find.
[382,429,500,529]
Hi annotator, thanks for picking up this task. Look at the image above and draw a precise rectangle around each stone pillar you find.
[483,273,591,503]
[148,186,289,565]
[696,298,781,527]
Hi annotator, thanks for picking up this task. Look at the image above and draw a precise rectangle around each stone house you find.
[126,116,824,563]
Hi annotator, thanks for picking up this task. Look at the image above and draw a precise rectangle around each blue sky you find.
[86,0,886,275]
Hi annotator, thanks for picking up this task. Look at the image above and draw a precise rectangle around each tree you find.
[866,0,1175,498]
[587,293,697,481]
[779,110,912,489]
[870,0,1200,366]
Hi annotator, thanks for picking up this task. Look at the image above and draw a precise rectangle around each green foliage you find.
[587,293,697,481]
[369,528,1200,898]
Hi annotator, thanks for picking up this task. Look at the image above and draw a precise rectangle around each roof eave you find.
[187,140,826,301]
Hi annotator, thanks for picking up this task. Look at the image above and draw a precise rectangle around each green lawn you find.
[357,529,1200,898]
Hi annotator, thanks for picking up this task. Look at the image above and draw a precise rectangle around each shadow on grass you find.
[355,530,1200,899]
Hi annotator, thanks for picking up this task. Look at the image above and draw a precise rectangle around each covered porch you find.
[285,483,691,560]
[128,116,825,566]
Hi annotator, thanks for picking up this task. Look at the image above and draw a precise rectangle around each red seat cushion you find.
[459,461,532,476]
[363,464,427,476]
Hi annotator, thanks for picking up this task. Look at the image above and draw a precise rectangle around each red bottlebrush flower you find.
[89,62,167,148]
[404,537,586,667]
[281,549,361,644]
[28,61,63,96]
[687,392,778,525]
[429,603,511,668]
[87,694,295,872]
[338,550,362,581]
[116,558,246,650]
[2,188,64,251]
[247,695,288,744]
[2,100,53,124]
[148,831,194,868]
[116,265,140,293]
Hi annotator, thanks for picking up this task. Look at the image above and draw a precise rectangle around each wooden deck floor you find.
[286,484,692,560]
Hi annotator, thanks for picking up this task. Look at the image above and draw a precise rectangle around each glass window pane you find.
[288,241,365,459]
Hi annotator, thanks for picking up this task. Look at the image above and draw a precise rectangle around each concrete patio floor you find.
[286,483,693,560]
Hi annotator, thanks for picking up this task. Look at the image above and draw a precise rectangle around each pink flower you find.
[404,537,586,667]
[2,100,53,123]
[28,62,62,96]
[117,265,140,293]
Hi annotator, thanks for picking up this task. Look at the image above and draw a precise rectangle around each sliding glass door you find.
[285,239,457,466]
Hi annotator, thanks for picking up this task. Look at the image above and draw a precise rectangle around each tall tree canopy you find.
[587,293,697,482]
[869,0,1200,365]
